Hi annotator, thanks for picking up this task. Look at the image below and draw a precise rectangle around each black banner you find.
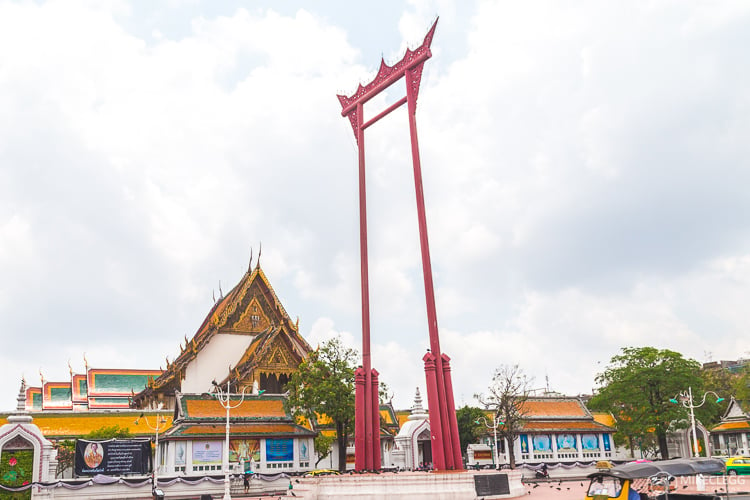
[74,439,151,476]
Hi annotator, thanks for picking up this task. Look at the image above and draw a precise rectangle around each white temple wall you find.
[181,333,255,393]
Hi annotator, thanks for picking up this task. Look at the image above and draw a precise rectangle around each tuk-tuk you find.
[584,457,726,500]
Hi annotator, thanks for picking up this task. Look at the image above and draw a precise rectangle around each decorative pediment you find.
[260,338,296,373]
[4,435,33,450]
[232,297,271,333]
[724,398,748,420]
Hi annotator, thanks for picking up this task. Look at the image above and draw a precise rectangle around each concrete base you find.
[284,470,526,500]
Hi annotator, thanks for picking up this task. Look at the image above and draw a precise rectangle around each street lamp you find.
[475,415,504,468]
[212,379,249,500]
[669,386,724,457]
[134,402,168,499]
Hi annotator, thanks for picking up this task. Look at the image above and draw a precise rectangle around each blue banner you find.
[520,434,529,454]
[266,438,293,462]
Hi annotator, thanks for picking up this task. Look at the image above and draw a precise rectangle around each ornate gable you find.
[260,338,295,373]
[214,266,294,335]
[231,296,271,333]
[133,260,310,407]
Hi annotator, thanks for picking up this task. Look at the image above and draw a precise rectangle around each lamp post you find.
[212,379,248,500]
[134,403,168,498]
[669,386,724,457]
[476,415,504,468]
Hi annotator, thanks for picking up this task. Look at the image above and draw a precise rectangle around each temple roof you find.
[87,368,162,397]
[179,395,288,421]
[164,392,314,440]
[521,398,592,419]
[0,411,173,440]
[712,421,750,432]
[135,263,311,402]
[711,398,750,433]
[166,423,314,439]
[591,411,617,428]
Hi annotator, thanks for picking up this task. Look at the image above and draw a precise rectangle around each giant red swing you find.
[337,19,463,472]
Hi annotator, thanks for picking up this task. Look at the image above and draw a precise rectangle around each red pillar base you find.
[371,368,382,470]
[354,367,366,471]
[442,354,464,470]
[423,352,446,471]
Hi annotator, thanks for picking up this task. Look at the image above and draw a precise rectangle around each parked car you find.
[724,456,750,475]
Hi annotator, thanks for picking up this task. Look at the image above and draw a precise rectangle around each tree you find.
[84,425,133,440]
[313,433,337,468]
[588,347,702,459]
[284,337,357,472]
[475,364,533,468]
[456,406,487,458]
[54,440,76,478]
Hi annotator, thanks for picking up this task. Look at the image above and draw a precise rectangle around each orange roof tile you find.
[395,411,411,428]
[380,408,397,426]
[9,413,173,439]
[175,423,311,436]
[591,412,617,427]
[521,400,587,417]
[712,421,750,432]
[185,398,286,419]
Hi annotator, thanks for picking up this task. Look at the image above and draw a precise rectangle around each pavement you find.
[178,474,750,499]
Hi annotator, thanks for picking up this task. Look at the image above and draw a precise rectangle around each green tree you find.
[284,337,357,472]
[83,425,133,440]
[475,364,532,469]
[700,367,733,426]
[730,364,750,401]
[589,347,702,459]
[313,433,337,468]
[456,406,487,458]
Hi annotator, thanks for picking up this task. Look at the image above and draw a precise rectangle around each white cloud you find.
[2,0,750,414]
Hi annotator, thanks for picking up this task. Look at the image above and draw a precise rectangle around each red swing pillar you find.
[338,18,462,472]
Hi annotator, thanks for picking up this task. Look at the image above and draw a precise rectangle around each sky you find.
[1,0,750,412]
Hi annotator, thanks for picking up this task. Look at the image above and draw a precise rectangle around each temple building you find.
[134,259,312,410]
[2,258,319,479]
[157,393,316,476]
[710,397,750,456]
[465,396,617,467]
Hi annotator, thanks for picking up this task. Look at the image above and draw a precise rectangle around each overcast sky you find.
[2,0,750,412]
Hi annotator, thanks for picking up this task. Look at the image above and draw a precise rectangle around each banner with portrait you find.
[556,433,577,452]
[75,439,151,476]
[229,439,260,463]
[192,441,223,464]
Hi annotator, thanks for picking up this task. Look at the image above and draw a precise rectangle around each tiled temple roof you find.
[181,397,288,420]
[167,423,315,439]
[520,398,592,419]
[4,411,173,440]
[135,264,311,403]
[712,421,750,432]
